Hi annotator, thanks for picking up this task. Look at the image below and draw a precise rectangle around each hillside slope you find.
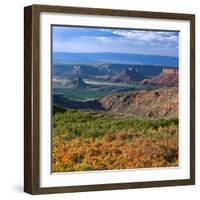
[99,87,178,118]
[141,68,178,86]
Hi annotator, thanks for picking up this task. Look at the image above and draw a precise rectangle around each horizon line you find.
[53,51,178,58]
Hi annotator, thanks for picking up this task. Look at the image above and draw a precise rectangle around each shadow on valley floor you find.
[53,94,105,113]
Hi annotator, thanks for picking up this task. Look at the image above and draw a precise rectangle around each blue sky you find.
[52,26,179,57]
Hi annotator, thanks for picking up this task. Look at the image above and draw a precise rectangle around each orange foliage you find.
[52,130,178,172]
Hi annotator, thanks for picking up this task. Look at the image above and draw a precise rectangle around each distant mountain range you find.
[53,65,178,87]
[53,52,178,66]
[53,52,179,87]
[53,63,178,81]
[53,65,178,91]
[112,68,145,83]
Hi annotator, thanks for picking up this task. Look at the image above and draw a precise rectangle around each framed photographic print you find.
[24,4,195,194]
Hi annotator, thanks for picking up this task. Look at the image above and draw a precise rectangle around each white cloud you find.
[112,30,178,45]
[89,36,111,42]
[53,28,178,56]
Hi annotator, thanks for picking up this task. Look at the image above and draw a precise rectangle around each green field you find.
[53,82,150,101]
[53,110,178,139]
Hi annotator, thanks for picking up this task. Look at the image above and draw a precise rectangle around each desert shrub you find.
[52,110,178,172]
[52,130,178,172]
[53,110,178,139]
